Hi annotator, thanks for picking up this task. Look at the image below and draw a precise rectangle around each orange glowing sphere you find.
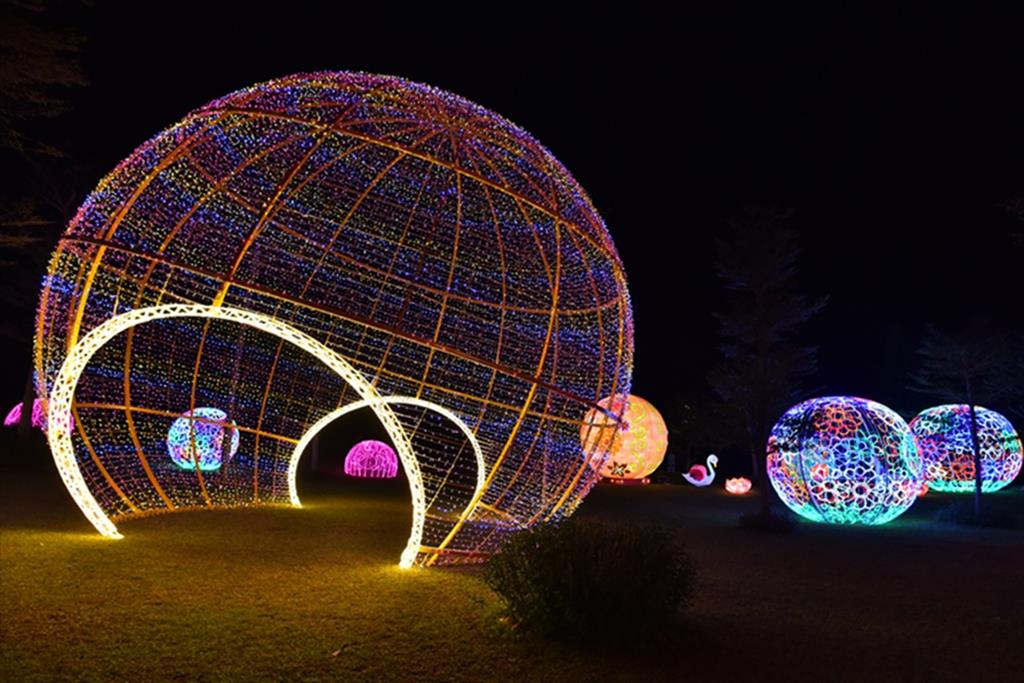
[581,394,668,479]
[725,477,752,495]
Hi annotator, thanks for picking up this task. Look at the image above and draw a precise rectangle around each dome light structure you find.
[345,440,399,479]
[767,396,922,525]
[34,72,632,567]
[581,394,666,481]
[909,405,1022,493]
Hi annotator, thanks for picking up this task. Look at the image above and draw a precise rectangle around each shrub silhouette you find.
[484,518,697,642]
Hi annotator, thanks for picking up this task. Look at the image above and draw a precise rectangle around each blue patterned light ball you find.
[767,396,923,525]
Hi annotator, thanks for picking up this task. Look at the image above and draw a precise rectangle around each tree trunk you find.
[754,407,770,515]
[758,442,771,515]
[967,401,983,519]
[746,412,759,481]
[18,366,35,436]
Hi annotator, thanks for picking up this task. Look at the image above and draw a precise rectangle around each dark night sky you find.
[3,3,1023,418]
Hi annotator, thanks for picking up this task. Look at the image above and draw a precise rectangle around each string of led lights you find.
[767,396,922,525]
[35,72,633,566]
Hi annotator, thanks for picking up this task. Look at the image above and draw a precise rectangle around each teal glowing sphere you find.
[767,396,922,525]
[167,407,240,471]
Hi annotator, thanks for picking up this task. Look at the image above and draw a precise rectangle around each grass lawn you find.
[2,433,1022,681]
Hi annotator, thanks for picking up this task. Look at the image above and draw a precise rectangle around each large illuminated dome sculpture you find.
[34,72,633,567]
[909,405,1022,493]
[766,396,922,525]
[580,394,667,480]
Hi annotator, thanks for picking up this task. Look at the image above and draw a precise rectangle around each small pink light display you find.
[4,400,46,428]
[344,440,399,479]
[725,477,752,495]
[4,399,74,434]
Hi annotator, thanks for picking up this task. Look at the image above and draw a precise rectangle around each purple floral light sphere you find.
[767,396,922,525]
[345,440,399,479]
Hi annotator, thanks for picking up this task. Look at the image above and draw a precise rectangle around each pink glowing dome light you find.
[344,440,399,479]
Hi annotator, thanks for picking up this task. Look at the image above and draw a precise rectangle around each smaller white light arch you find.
[287,396,488,516]
[46,304,426,567]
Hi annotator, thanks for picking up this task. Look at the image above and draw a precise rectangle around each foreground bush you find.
[483,518,697,642]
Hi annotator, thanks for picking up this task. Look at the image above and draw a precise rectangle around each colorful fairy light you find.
[167,407,240,471]
[345,440,399,479]
[581,394,667,481]
[724,477,751,494]
[909,404,1022,493]
[767,396,922,525]
[33,72,633,567]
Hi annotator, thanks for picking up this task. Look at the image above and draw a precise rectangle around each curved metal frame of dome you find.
[47,304,431,568]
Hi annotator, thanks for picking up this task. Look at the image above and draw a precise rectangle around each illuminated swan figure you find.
[683,454,718,487]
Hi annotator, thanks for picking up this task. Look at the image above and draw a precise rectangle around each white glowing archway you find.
[46,304,426,567]
[287,396,487,512]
